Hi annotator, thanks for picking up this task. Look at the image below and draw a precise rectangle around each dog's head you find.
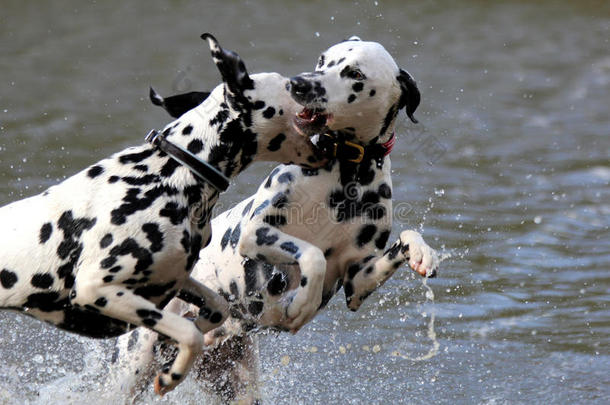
[152,34,327,173]
[200,34,327,169]
[288,36,420,144]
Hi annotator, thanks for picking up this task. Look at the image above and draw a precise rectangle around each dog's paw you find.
[399,230,439,278]
[283,286,323,333]
[154,370,181,396]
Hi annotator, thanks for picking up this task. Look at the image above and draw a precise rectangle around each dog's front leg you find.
[239,222,325,333]
[70,283,223,395]
[344,230,439,311]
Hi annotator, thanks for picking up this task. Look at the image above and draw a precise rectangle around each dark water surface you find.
[1,1,608,404]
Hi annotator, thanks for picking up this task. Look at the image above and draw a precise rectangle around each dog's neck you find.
[140,89,261,226]
[325,128,394,186]
[163,88,264,176]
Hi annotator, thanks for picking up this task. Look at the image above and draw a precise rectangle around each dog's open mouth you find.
[293,107,330,136]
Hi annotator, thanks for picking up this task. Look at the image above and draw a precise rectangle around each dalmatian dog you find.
[111,36,440,402]
[0,34,328,396]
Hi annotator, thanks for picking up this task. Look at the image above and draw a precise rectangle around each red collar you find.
[381,132,396,156]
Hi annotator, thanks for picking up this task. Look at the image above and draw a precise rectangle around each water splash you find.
[391,277,440,362]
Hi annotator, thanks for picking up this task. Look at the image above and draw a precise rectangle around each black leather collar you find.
[317,132,395,164]
[145,129,230,192]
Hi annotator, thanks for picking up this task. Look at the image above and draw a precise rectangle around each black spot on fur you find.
[119,174,160,187]
[31,273,54,289]
[185,234,203,271]
[352,82,364,92]
[242,199,254,216]
[119,149,154,164]
[375,230,391,249]
[344,281,354,300]
[262,107,276,119]
[39,223,53,244]
[302,168,319,176]
[87,165,104,178]
[134,280,176,301]
[324,247,334,257]
[243,259,258,297]
[251,200,270,218]
[356,224,377,247]
[263,215,287,227]
[142,223,164,252]
[253,100,266,110]
[94,297,108,307]
[379,103,399,137]
[111,185,179,225]
[100,233,113,249]
[267,273,287,295]
[136,308,163,327]
[182,125,193,135]
[267,133,286,152]
[300,276,308,287]
[159,202,188,225]
[230,223,241,249]
[255,227,279,246]
[210,312,223,323]
[378,183,392,199]
[348,94,356,103]
[277,172,293,184]
[108,176,120,184]
[187,139,204,154]
[271,192,288,208]
[280,241,299,254]
[347,263,361,279]
[220,227,232,251]
[248,301,264,316]
[369,89,376,97]
[264,167,281,188]
[160,159,181,177]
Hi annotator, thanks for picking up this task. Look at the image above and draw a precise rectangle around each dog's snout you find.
[289,76,312,97]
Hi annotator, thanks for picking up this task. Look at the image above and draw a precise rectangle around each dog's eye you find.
[348,69,365,80]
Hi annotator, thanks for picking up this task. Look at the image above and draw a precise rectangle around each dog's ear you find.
[201,33,254,93]
[397,69,420,124]
[149,87,211,118]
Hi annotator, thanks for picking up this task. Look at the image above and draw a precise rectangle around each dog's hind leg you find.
[70,281,225,395]
[194,334,261,404]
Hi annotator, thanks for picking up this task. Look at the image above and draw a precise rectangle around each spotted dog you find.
[0,34,327,396]
[112,37,440,402]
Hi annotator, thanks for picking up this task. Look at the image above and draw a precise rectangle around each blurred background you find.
[0,1,608,403]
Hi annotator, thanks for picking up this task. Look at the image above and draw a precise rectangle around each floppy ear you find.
[397,69,421,124]
[201,33,254,93]
[149,87,211,118]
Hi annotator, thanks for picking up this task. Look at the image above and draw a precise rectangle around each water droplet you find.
[315,32,320,37]
[534,216,542,224]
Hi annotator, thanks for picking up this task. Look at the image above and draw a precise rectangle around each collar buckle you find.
[322,133,365,163]
[343,140,365,163]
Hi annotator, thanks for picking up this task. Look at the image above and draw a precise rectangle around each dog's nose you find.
[289,76,312,97]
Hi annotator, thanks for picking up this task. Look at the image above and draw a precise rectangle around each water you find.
[1,1,608,403]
